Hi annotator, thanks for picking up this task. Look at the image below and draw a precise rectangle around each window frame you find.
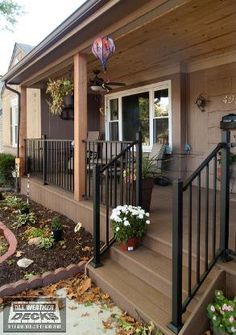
[105,80,172,151]
[10,98,18,148]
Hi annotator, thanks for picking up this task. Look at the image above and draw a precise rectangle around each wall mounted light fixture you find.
[195,94,208,112]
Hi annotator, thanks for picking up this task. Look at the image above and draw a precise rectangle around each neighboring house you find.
[0,81,3,153]
[2,1,236,335]
[1,43,41,156]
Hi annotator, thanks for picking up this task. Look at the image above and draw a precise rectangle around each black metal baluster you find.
[196,173,201,284]
[212,155,217,259]
[205,164,209,272]
[188,183,192,298]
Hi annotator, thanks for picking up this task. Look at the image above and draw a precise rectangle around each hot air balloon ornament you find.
[92,36,115,71]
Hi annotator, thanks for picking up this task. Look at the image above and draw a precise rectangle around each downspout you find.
[4,82,21,192]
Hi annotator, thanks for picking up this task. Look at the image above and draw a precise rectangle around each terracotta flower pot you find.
[119,237,141,252]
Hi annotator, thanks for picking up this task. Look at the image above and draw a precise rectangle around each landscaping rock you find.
[17,258,34,268]
[28,237,41,246]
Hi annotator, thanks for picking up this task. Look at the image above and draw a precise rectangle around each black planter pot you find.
[52,229,63,242]
[63,95,74,107]
[141,178,154,212]
[20,207,30,214]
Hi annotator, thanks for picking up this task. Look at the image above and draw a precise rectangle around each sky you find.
[0,0,86,75]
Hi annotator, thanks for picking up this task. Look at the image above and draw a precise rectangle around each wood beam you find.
[19,86,27,175]
[74,53,87,201]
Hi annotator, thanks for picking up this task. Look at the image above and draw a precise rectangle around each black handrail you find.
[183,143,225,190]
[91,132,142,268]
[169,130,231,334]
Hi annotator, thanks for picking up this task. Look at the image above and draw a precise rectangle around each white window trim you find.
[10,98,18,148]
[105,80,172,151]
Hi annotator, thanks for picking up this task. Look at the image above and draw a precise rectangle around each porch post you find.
[73,53,87,201]
[19,86,27,176]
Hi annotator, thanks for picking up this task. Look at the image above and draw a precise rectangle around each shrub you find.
[24,227,46,239]
[0,153,15,186]
[13,212,36,228]
[51,216,62,230]
[39,236,54,249]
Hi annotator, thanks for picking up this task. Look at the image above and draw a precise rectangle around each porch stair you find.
[87,241,219,335]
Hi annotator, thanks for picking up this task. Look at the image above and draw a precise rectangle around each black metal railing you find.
[25,137,74,192]
[169,130,230,333]
[84,138,142,205]
[90,132,142,267]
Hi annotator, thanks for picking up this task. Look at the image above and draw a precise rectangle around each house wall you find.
[2,87,41,155]
[187,62,236,178]
[41,91,101,139]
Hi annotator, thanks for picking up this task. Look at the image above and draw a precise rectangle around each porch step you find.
[109,244,200,299]
[87,256,174,335]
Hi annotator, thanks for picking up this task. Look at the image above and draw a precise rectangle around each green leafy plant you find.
[0,0,23,30]
[142,155,158,179]
[39,236,54,249]
[19,202,30,214]
[24,227,46,239]
[13,212,36,228]
[46,78,73,115]
[23,272,36,280]
[51,216,62,230]
[0,153,15,186]
[110,205,150,243]
[207,290,236,334]
[5,195,22,208]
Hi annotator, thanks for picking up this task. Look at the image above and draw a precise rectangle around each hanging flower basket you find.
[46,78,74,115]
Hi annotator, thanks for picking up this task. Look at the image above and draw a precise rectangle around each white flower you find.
[146,212,150,217]
[213,316,217,320]
[124,220,130,226]
[210,305,216,312]
[74,222,82,233]
[116,227,120,232]
[138,214,144,219]
[229,316,234,323]
[231,326,236,332]
[146,220,150,225]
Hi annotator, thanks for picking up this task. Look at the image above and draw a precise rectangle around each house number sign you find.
[222,94,236,104]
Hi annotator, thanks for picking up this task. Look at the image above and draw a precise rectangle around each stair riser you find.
[109,247,172,298]
[143,234,206,269]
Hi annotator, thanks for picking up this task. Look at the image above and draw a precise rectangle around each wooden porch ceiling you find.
[32,0,236,88]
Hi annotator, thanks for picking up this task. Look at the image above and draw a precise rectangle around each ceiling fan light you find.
[90,85,105,92]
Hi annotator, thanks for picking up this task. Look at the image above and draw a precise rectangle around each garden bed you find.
[0,193,93,287]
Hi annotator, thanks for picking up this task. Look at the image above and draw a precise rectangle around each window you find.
[153,89,169,144]
[105,81,171,151]
[10,99,18,147]
[108,98,119,140]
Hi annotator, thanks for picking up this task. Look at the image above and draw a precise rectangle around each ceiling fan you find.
[89,70,125,93]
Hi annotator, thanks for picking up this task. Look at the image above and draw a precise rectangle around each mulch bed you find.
[0,235,8,257]
[0,193,93,287]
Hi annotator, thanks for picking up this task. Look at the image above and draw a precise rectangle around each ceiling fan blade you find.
[107,82,126,86]
[102,83,113,92]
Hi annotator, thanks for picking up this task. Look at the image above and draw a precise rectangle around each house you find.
[1,43,41,156]
[0,81,3,153]
[2,1,236,334]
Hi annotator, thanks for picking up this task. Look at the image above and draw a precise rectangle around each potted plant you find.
[207,290,236,335]
[46,78,74,115]
[51,216,63,241]
[110,205,150,251]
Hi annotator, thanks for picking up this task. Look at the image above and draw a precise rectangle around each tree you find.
[0,0,22,30]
